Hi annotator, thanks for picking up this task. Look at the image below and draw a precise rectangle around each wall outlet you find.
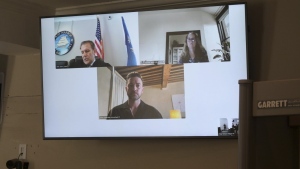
[19,144,26,159]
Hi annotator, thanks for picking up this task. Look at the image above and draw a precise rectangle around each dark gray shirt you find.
[107,100,162,119]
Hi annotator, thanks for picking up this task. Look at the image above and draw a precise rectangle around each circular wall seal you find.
[55,31,74,55]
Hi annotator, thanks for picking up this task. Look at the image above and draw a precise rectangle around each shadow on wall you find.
[0,55,9,74]
[247,0,277,81]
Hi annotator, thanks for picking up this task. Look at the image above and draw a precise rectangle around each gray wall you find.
[0,0,299,169]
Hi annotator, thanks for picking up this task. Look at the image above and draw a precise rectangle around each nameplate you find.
[253,79,300,116]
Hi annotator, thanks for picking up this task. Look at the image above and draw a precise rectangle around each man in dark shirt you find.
[107,72,162,119]
[69,40,111,68]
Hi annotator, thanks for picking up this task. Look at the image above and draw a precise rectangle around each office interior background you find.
[0,0,299,169]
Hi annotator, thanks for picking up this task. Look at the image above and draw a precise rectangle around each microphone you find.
[6,159,22,169]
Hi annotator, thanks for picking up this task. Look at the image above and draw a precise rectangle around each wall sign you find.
[55,31,74,55]
[253,79,300,116]
[257,99,300,109]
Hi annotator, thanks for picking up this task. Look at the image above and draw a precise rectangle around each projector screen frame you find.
[40,2,249,140]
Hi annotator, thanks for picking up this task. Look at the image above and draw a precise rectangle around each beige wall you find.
[0,0,54,49]
[0,0,299,169]
[142,82,184,118]
[0,54,238,169]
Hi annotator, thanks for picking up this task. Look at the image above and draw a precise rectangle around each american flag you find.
[95,17,104,59]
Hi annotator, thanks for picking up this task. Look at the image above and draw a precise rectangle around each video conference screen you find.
[41,3,248,138]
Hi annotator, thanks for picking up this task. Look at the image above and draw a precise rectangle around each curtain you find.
[110,70,127,110]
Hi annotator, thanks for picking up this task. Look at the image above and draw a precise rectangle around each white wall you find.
[54,12,139,66]
[139,8,220,62]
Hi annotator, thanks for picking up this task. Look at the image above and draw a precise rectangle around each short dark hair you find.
[80,40,95,50]
[126,72,143,83]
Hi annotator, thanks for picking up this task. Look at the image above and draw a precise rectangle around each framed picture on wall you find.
[165,30,201,64]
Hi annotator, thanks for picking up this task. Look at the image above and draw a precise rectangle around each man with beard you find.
[107,72,162,119]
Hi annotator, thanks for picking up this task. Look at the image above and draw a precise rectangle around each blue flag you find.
[121,16,137,66]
